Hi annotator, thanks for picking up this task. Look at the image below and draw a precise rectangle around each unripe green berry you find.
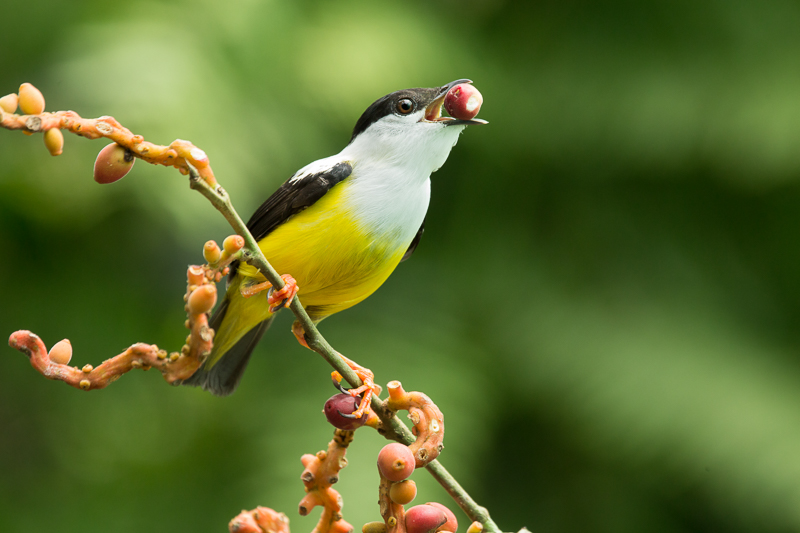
[362,522,387,533]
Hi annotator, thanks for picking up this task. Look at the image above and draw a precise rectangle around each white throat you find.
[337,119,466,244]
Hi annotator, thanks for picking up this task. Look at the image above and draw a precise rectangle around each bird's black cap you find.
[349,79,472,143]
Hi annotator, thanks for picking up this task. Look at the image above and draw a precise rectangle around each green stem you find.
[188,167,503,533]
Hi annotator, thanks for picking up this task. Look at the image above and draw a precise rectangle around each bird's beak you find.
[422,79,488,126]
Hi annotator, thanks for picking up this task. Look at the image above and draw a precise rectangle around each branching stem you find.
[187,167,502,533]
[0,100,502,532]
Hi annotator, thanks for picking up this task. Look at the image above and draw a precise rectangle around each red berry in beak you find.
[444,84,483,121]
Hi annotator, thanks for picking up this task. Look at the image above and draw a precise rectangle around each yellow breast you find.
[237,179,408,320]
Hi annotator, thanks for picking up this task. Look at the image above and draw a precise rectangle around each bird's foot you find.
[331,354,379,419]
[267,274,299,312]
[239,274,299,313]
[290,321,378,418]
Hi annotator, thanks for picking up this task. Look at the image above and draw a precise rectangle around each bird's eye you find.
[395,98,415,114]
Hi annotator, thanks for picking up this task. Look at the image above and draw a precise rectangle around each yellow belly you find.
[237,180,408,320]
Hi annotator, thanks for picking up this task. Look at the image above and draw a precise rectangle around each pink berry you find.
[377,443,415,482]
[94,143,135,184]
[324,393,368,430]
[404,505,447,533]
[444,84,483,121]
[425,503,458,533]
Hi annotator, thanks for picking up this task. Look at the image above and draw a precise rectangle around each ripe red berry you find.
[94,143,135,184]
[425,503,458,533]
[324,393,368,430]
[404,505,447,533]
[377,443,415,482]
[444,84,483,121]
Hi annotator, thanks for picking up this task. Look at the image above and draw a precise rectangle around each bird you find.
[182,79,486,402]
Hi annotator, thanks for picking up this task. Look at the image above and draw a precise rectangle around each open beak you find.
[422,79,488,126]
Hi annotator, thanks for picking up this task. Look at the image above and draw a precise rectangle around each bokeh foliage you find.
[3,0,800,532]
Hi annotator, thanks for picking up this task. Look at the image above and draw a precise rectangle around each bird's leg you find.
[240,280,272,298]
[292,320,378,419]
[240,274,299,313]
[291,319,311,349]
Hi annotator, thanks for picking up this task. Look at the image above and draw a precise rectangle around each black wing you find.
[401,220,425,262]
[247,161,353,242]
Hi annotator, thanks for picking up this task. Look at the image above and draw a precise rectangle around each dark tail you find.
[181,297,274,396]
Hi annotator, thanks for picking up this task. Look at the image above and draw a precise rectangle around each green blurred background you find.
[3,0,800,531]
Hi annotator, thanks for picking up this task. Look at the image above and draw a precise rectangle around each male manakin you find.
[182,79,486,399]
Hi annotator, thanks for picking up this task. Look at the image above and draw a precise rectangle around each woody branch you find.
[1,86,501,533]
